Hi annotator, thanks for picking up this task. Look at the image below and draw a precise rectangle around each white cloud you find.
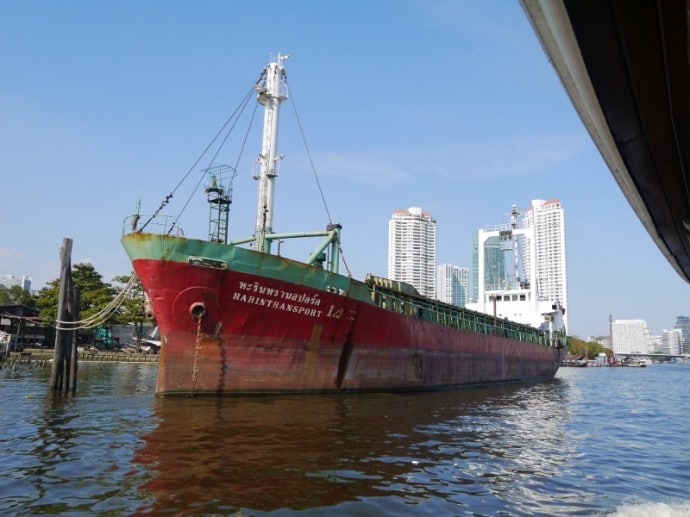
[300,132,584,186]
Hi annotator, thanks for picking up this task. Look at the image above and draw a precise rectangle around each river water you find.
[1,361,689,516]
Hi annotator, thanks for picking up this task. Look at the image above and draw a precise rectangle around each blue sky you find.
[1,0,687,339]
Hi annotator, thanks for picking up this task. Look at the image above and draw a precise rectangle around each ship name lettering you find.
[232,290,323,318]
[235,281,323,307]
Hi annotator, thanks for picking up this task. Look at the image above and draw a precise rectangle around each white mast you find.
[254,53,288,253]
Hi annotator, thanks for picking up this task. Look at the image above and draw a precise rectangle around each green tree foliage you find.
[0,284,36,308]
[567,335,611,359]
[35,263,117,324]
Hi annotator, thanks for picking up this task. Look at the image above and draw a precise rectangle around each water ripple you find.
[1,362,689,515]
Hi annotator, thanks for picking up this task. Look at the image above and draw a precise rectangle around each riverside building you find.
[673,315,690,353]
[660,328,683,355]
[436,264,469,307]
[521,199,569,329]
[388,207,437,298]
[0,275,31,291]
[611,319,651,355]
[470,232,505,303]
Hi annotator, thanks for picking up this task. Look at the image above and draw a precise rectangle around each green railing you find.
[367,281,553,346]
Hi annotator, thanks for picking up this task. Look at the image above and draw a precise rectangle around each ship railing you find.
[229,224,342,274]
[122,214,182,236]
[369,286,550,346]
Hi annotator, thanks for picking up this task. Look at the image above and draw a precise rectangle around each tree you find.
[567,335,611,359]
[35,263,117,325]
[0,284,36,308]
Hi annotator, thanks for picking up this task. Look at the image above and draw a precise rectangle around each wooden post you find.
[67,287,80,392]
[50,238,75,392]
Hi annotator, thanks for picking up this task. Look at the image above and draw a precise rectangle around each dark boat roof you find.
[522,0,690,283]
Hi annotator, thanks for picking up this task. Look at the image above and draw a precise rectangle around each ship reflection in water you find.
[134,380,571,514]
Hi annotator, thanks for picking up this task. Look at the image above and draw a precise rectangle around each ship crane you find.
[204,165,236,244]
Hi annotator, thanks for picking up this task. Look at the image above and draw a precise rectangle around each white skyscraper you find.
[611,319,651,354]
[436,264,469,307]
[388,207,437,298]
[661,328,684,355]
[521,199,568,328]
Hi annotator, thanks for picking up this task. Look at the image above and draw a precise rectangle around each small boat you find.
[560,355,587,367]
[617,357,649,367]
[121,54,566,395]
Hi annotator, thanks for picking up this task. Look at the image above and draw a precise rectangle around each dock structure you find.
[3,348,158,369]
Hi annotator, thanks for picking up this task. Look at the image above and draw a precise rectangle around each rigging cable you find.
[232,100,260,175]
[168,89,257,233]
[286,79,353,277]
[138,79,261,233]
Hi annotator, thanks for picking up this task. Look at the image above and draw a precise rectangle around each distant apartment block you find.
[660,328,684,355]
[611,319,651,354]
[388,207,437,298]
[521,199,568,328]
[436,264,469,307]
[648,334,662,353]
[0,275,31,291]
[673,315,690,354]
[470,232,505,303]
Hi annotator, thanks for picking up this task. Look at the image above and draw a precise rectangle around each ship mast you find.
[254,53,288,253]
[510,204,520,286]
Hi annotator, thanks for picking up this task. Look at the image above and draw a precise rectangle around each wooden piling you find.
[67,288,80,392]
[50,238,78,393]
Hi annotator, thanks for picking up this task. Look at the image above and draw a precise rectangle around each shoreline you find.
[2,348,159,365]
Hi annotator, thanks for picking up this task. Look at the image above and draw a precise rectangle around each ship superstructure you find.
[467,206,566,337]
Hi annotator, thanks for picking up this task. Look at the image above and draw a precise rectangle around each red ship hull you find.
[131,256,564,395]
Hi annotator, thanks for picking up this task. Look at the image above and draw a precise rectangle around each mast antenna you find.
[253,53,288,252]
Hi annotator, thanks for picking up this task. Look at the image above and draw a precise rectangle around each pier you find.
[2,348,158,368]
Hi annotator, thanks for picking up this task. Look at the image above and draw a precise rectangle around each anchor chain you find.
[191,316,204,392]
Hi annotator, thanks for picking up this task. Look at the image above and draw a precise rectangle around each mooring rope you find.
[55,275,139,330]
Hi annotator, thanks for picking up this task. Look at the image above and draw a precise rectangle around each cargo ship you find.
[121,54,566,395]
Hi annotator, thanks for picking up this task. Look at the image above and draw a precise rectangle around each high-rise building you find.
[661,328,683,355]
[471,233,505,303]
[521,199,568,328]
[467,203,567,332]
[388,207,437,298]
[673,315,690,354]
[436,264,469,307]
[648,334,662,354]
[0,275,31,291]
[611,319,650,354]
